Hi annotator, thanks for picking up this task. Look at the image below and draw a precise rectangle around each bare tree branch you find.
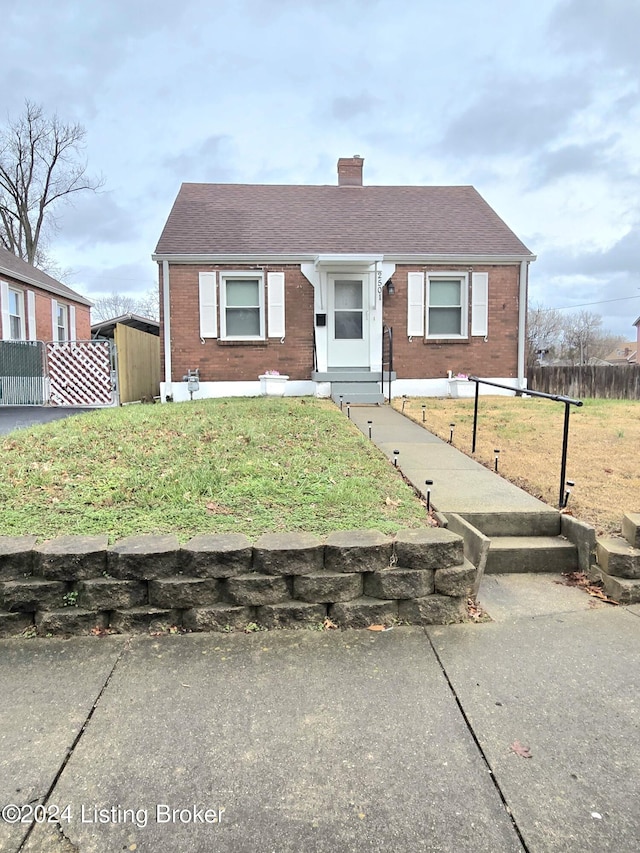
[0,100,103,265]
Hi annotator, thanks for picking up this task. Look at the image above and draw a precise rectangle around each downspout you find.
[162,260,172,398]
[517,260,528,389]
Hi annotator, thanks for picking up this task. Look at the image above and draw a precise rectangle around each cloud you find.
[528,137,618,187]
[163,135,238,183]
[55,192,140,250]
[330,92,378,121]
[66,262,157,299]
[436,74,592,157]
[550,0,640,73]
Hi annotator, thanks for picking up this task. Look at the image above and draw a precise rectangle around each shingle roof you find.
[155,183,533,257]
[0,246,91,306]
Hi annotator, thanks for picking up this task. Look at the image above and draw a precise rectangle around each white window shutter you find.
[267,272,285,338]
[27,290,37,341]
[1,281,10,340]
[198,272,217,338]
[69,304,77,340]
[51,299,58,340]
[407,272,425,337]
[471,272,489,337]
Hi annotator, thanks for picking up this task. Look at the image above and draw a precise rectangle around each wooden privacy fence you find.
[528,365,640,400]
[114,323,160,403]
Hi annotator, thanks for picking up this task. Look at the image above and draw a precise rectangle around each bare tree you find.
[562,310,604,364]
[527,304,564,367]
[0,100,102,265]
[91,290,159,323]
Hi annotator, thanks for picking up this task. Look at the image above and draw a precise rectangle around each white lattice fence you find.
[47,341,116,406]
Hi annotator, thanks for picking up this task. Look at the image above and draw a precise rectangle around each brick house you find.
[153,156,535,402]
[0,246,91,343]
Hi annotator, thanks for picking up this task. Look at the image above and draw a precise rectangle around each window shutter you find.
[51,299,58,340]
[407,272,425,337]
[1,281,10,340]
[69,304,77,340]
[267,272,285,338]
[198,272,217,338]
[471,272,489,337]
[27,290,37,341]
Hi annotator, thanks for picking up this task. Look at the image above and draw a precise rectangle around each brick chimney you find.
[337,155,364,186]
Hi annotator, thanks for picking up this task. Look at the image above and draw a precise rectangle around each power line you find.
[555,294,640,310]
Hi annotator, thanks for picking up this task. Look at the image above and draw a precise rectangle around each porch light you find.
[386,280,396,296]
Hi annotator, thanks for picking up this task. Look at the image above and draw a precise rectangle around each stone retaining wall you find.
[0,529,475,637]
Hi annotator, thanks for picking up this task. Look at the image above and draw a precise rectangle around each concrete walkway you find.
[347,404,559,531]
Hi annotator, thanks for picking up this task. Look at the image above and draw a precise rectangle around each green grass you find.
[0,398,430,542]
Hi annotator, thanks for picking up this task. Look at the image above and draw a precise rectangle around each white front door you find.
[328,276,369,368]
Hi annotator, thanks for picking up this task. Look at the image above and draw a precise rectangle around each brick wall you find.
[0,529,474,636]
[384,265,520,379]
[161,263,521,383]
[2,272,91,342]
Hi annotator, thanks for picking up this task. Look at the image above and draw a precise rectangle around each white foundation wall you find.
[160,377,524,403]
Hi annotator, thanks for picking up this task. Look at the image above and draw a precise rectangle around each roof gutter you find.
[152,252,537,265]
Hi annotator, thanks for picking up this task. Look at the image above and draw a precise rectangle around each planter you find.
[448,379,475,399]
[259,375,289,397]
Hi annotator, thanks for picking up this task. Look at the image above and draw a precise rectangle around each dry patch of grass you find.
[395,396,640,536]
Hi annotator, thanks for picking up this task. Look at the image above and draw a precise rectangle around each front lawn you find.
[396,396,640,535]
[0,398,429,542]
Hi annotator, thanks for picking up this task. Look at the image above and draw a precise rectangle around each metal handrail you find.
[468,376,583,508]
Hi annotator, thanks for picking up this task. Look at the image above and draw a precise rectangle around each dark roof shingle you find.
[155,182,533,257]
[0,246,91,306]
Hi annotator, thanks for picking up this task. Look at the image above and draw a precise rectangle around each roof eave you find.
[152,251,537,265]
[0,263,93,307]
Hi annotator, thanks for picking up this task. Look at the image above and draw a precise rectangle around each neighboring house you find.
[0,246,91,342]
[153,156,535,402]
[603,342,637,365]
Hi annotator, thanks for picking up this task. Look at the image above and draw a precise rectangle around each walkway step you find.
[485,536,578,575]
[600,571,640,605]
[460,511,561,538]
[331,383,384,405]
[596,537,640,579]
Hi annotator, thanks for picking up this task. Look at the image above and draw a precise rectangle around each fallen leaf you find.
[510,741,532,758]
[323,617,338,630]
[367,624,393,632]
[385,496,400,507]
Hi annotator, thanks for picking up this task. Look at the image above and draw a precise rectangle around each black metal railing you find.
[468,376,583,509]
[382,325,393,403]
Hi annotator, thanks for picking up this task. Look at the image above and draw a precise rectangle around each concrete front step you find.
[485,536,578,575]
[460,510,561,538]
[331,382,384,405]
[596,537,640,579]
[622,512,640,549]
[600,571,640,605]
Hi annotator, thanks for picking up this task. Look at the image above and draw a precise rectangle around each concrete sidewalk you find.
[2,578,639,852]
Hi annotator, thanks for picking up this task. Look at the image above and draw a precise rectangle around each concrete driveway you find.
[0,407,95,436]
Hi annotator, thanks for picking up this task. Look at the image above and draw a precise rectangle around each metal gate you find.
[46,340,117,406]
[0,341,47,405]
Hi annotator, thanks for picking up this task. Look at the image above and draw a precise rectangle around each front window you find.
[220,274,264,339]
[57,303,69,342]
[9,288,26,340]
[426,274,468,338]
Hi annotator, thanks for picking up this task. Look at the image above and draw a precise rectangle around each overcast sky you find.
[3,0,639,338]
